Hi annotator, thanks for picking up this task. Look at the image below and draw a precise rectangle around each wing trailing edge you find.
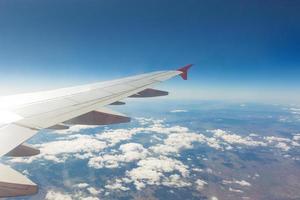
[129,88,168,98]
[0,164,37,197]
[5,144,40,157]
[64,107,130,125]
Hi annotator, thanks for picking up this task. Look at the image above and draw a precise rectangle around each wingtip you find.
[177,64,193,80]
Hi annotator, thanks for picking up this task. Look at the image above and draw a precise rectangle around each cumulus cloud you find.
[105,181,130,191]
[150,132,206,155]
[229,187,243,193]
[123,156,190,190]
[223,179,251,187]
[54,125,98,135]
[45,190,100,200]
[264,136,300,151]
[45,190,72,200]
[9,116,299,196]
[76,183,89,189]
[10,135,108,164]
[211,129,266,147]
[195,179,208,190]
[88,143,148,169]
[87,187,102,195]
[293,134,300,141]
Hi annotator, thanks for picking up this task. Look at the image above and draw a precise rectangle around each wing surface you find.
[0,64,192,197]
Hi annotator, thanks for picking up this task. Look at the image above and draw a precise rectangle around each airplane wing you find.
[0,64,192,197]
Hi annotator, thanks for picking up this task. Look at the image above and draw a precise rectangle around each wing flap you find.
[64,107,130,125]
[5,144,40,157]
[110,101,126,105]
[47,124,69,130]
[0,124,37,157]
[129,88,168,98]
[0,164,37,197]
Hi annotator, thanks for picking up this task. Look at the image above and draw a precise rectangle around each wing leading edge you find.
[0,64,192,197]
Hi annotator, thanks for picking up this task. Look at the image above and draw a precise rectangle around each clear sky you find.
[0,0,299,104]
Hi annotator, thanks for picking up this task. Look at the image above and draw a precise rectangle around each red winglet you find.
[177,64,193,80]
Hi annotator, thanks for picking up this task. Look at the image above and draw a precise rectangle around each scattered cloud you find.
[223,179,251,187]
[8,117,300,198]
[293,134,300,141]
[195,179,208,190]
[45,190,72,200]
[229,187,243,193]
[88,143,148,169]
[124,156,190,190]
[54,125,98,135]
[211,129,267,147]
[76,183,89,189]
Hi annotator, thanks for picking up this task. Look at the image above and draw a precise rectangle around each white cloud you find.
[264,136,300,151]
[87,187,102,196]
[170,109,188,113]
[265,136,291,143]
[88,143,148,169]
[45,190,72,200]
[124,156,190,190]
[235,180,251,187]
[211,129,266,147]
[80,197,100,200]
[192,168,203,172]
[150,132,206,155]
[76,183,89,189]
[290,108,300,113]
[229,187,243,193]
[105,181,130,191]
[45,189,100,200]
[223,179,251,187]
[161,174,191,187]
[195,179,207,190]
[54,125,98,135]
[293,134,300,141]
[275,142,290,151]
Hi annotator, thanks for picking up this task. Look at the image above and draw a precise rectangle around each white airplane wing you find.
[0,64,192,197]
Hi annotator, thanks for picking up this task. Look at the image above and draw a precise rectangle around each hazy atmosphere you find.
[0,0,299,103]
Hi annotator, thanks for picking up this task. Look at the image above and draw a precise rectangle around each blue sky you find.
[0,0,299,103]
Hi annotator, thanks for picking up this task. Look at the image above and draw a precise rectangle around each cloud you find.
[170,109,188,113]
[9,134,108,164]
[229,187,243,193]
[45,190,72,200]
[54,125,99,135]
[45,189,100,200]
[222,179,251,187]
[264,136,300,151]
[88,143,148,169]
[293,134,300,141]
[195,179,208,190]
[87,187,102,196]
[124,156,190,190]
[161,174,191,188]
[105,181,130,191]
[211,129,267,147]
[150,132,207,155]
[76,183,89,189]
